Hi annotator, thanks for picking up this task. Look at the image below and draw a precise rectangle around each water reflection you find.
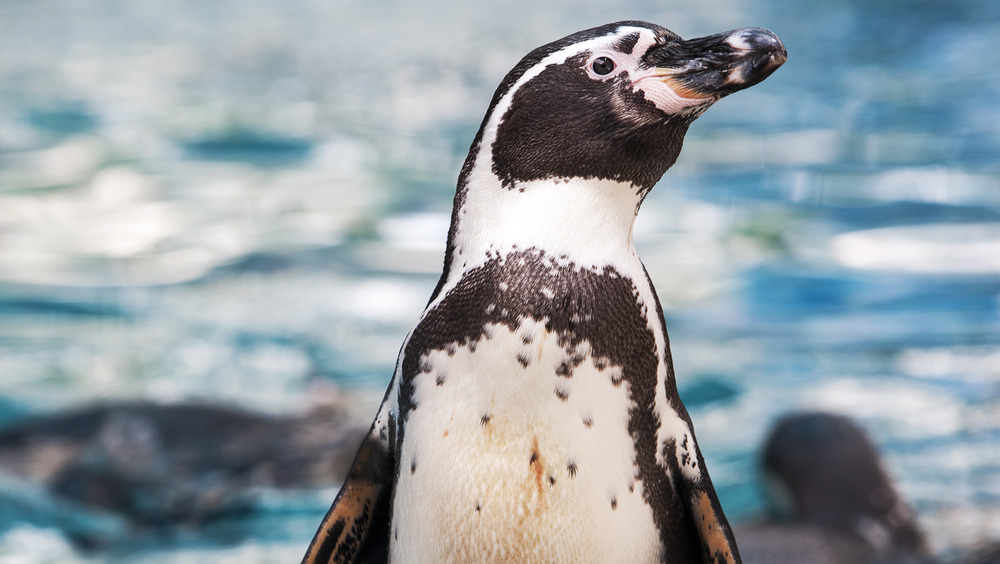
[0,0,998,561]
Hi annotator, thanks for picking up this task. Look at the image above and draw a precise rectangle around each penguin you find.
[302,20,785,564]
[738,412,930,564]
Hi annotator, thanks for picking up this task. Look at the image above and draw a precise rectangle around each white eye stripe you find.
[581,29,663,82]
[488,27,655,124]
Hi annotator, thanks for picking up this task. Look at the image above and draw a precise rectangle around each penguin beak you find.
[643,27,786,100]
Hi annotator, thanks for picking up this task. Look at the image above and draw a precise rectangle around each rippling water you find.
[1,0,999,561]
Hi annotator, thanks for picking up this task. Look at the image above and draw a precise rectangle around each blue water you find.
[1,0,999,560]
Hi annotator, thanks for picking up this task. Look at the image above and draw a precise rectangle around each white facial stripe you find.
[629,31,659,59]
[483,25,711,142]
[585,30,654,82]
[485,25,655,140]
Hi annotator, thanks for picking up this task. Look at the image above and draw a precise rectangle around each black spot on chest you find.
[399,249,708,555]
[398,250,696,546]
[402,250,657,414]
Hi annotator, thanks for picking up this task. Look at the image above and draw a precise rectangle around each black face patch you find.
[397,248,702,554]
[490,53,691,192]
[429,22,681,304]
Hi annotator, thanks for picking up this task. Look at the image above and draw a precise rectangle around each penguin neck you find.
[438,161,648,294]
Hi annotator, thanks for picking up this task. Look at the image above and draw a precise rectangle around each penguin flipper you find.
[301,421,394,564]
[688,485,741,564]
[671,435,741,564]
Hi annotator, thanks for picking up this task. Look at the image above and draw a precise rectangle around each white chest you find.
[390,316,662,564]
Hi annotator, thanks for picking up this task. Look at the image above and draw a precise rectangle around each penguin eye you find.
[591,56,615,75]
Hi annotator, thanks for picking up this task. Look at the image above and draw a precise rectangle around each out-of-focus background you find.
[1,0,998,562]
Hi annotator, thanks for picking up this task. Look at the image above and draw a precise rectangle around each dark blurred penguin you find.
[0,398,367,531]
[961,543,1000,564]
[738,412,931,564]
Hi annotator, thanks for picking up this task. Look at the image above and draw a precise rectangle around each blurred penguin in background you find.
[738,412,932,564]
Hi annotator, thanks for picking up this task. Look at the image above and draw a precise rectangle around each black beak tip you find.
[730,27,787,64]
[770,40,788,68]
[725,27,787,88]
[645,26,786,98]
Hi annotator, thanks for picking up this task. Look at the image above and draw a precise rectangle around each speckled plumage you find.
[303,21,785,564]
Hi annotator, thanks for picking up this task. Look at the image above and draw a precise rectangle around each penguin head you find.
[435,22,784,291]
[481,21,786,192]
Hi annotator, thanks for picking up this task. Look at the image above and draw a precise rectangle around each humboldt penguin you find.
[738,412,930,564]
[303,20,785,563]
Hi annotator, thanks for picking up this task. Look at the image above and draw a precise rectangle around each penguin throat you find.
[449,172,644,278]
